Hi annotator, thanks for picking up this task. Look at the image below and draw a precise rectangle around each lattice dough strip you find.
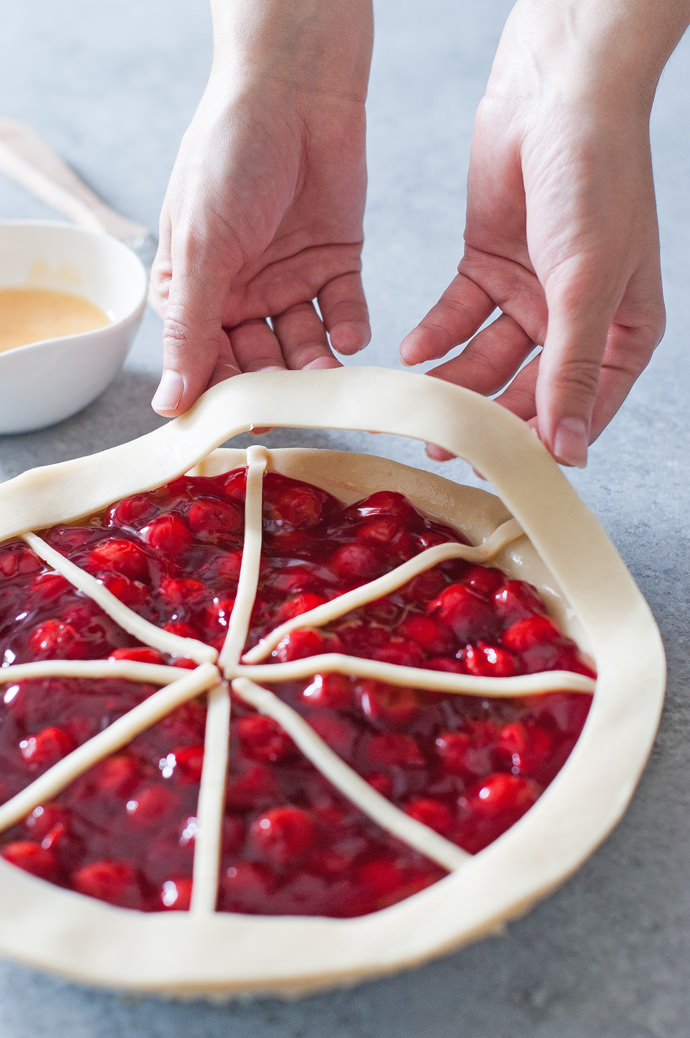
[191,447,268,915]
[22,531,216,664]
[0,439,595,916]
[0,662,220,834]
[233,677,469,873]
[242,519,525,663]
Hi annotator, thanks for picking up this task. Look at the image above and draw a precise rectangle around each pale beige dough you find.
[0,367,664,998]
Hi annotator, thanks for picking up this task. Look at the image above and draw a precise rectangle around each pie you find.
[0,367,665,997]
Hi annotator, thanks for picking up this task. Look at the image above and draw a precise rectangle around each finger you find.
[271,302,341,370]
[587,321,663,442]
[227,319,285,372]
[400,272,495,365]
[149,209,172,318]
[152,232,235,417]
[318,271,371,356]
[207,330,241,388]
[494,354,540,423]
[427,313,536,396]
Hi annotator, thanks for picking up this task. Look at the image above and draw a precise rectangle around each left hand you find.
[400,0,672,466]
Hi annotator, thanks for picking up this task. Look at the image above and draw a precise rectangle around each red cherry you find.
[250,805,318,865]
[236,715,294,763]
[427,583,496,644]
[225,760,276,810]
[426,656,466,674]
[464,565,505,598]
[19,726,75,769]
[355,517,402,544]
[45,526,93,552]
[372,637,425,669]
[170,745,205,783]
[162,621,198,640]
[158,576,207,609]
[268,567,319,594]
[435,723,498,779]
[492,580,546,624]
[404,797,454,835]
[160,876,193,911]
[308,715,357,756]
[462,772,540,822]
[142,514,193,557]
[330,542,384,581]
[0,543,42,579]
[456,773,541,853]
[25,804,70,850]
[501,614,566,671]
[300,673,352,709]
[188,498,243,538]
[366,733,426,768]
[221,815,246,855]
[356,858,404,901]
[88,538,150,582]
[401,568,447,604]
[273,486,324,528]
[527,692,593,736]
[1,840,58,880]
[495,722,555,777]
[72,860,142,907]
[397,614,453,654]
[107,494,157,527]
[100,573,147,607]
[126,784,180,825]
[200,597,236,644]
[415,529,455,550]
[108,646,165,665]
[358,681,422,725]
[463,642,518,677]
[28,620,87,660]
[347,491,417,520]
[273,628,342,663]
[366,772,395,798]
[273,593,328,624]
[221,468,248,503]
[220,862,274,912]
[89,755,141,797]
[209,549,244,583]
[29,572,71,601]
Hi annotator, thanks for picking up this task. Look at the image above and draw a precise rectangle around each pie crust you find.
[0,367,665,998]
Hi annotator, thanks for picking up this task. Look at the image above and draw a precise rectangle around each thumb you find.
[151,238,234,417]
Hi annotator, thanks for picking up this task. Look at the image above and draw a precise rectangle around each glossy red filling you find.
[0,468,593,916]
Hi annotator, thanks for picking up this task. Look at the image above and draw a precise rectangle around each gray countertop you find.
[1,2,688,1035]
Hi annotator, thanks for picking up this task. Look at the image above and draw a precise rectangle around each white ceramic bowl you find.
[0,220,147,433]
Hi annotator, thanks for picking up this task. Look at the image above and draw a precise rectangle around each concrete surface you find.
[0,2,688,1035]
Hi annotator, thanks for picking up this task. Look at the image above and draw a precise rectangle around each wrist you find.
[209,0,373,102]
[490,0,690,115]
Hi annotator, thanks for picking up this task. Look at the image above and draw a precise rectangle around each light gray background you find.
[0,2,688,1035]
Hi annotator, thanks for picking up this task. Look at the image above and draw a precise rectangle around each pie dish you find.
[0,367,665,997]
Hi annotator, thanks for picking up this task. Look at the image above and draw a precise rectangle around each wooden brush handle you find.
[0,118,149,242]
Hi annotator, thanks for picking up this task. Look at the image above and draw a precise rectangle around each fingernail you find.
[553,417,588,468]
[330,322,370,355]
[152,370,184,413]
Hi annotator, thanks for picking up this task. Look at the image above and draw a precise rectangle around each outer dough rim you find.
[0,367,665,997]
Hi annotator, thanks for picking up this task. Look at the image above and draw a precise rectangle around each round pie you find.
[0,368,664,997]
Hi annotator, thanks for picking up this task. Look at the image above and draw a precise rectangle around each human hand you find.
[401,0,688,466]
[151,0,373,417]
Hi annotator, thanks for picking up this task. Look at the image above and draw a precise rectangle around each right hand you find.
[150,2,372,416]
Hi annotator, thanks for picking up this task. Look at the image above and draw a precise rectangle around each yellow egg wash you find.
[0,287,111,352]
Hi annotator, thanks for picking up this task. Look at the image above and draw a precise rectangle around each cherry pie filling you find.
[0,459,594,917]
